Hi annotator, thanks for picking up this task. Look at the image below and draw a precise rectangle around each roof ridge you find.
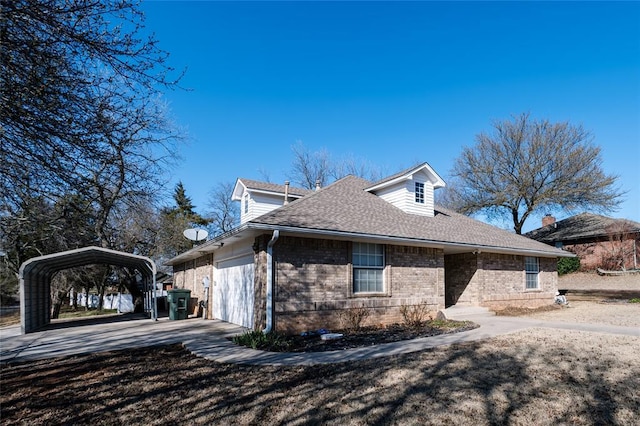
[237,178,312,195]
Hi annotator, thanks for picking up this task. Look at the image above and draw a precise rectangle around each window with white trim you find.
[353,242,384,293]
[243,193,249,214]
[525,256,539,289]
[415,182,425,204]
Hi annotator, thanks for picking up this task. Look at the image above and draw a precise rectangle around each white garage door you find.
[213,255,255,328]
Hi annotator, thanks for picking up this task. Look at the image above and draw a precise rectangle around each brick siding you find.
[172,254,213,317]
[477,254,557,309]
[180,235,560,334]
[564,237,639,271]
[264,235,445,334]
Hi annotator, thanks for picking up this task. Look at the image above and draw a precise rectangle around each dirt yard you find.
[1,273,639,425]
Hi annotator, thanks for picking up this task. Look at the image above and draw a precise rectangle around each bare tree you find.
[207,181,240,237]
[331,154,386,183]
[288,141,383,189]
[1,1,183,203]
[288,141,333,189]
[0,1,184,304]
[601,221,639,271]
[443,113,624,234]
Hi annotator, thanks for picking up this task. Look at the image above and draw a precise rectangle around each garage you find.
[213,255,255,329]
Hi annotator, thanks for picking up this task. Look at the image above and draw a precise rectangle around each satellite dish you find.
[183,228,208,242]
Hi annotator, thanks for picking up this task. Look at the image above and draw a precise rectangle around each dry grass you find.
[1,328,638,425]
[559,271,640,290]
[2,272,639,425]
[0,310,19,327]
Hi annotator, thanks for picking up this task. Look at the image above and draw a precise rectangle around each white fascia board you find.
[248,188,304,199]
[167,219,573,266]
[232,180,304,201]
[231,179,247,201]
[165,224,255,265]
[366,163,446,192]
[247,223,572,258]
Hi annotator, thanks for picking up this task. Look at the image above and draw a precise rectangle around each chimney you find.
[315,180,321,191]
[284,181,290,205]
[542,214,556,227]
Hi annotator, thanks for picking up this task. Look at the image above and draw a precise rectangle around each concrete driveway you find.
[0,315,245,364]
[2,309,638,366]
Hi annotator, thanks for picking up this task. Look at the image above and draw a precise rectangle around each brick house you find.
[525,213,640,271]
[167,163,571,334]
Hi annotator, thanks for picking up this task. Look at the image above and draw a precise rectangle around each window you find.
[353,242,384,293]
[525,256,539,289]
[415,182,425,204]
[243,194,249,214]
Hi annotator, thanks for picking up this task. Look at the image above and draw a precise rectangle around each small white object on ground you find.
[321,333,344,340]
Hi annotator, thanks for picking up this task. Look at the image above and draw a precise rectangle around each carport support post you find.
[151,265,157,321]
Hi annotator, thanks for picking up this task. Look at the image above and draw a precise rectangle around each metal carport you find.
[19,246,157,334]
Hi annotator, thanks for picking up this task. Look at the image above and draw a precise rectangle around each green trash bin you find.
[167,289,191,320]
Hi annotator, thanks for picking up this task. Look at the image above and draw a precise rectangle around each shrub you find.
[338,305,370,333]
[629,298,640,304]
[400,301,432,328]
[232,330,291,351]
[557,257,580,275]
[429,319,470,329]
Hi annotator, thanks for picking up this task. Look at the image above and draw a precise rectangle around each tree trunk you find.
[50,290,67,319]
[97,283,105,310]
[121,275,144,313]
[72,286,78,310]
[84,286,90,311]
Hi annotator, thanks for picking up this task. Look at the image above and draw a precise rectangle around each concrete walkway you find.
[1,310,638,366]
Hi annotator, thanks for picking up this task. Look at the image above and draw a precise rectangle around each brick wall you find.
[444,253,480,306]
[177,237,560,332]
[266,236,445,334]
[479,254,557,309]
[444,253,557,309]
[172,254,213,317]
[565,237,639,271]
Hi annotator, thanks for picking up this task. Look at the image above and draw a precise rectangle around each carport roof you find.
[19,246,157,334]
[19,246,156,279]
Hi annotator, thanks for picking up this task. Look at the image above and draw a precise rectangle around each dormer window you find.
[243,193,249,214]
[415,182,425,204]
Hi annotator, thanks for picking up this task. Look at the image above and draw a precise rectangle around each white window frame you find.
[352,242,385,293]
[415,182,425,204]
[525,256,539,289]
[243,193,249,214]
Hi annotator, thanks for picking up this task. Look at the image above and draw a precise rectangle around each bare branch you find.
[444,113,624,234]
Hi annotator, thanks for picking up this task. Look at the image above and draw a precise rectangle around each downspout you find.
[263,230,279,333]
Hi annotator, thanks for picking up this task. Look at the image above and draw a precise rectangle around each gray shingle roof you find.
[238,178,312,197]
[250,175,564,255]
[525,213,640,243]
[367,162,444,190]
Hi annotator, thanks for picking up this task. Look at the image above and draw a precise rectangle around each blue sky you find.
[141,1,639,233]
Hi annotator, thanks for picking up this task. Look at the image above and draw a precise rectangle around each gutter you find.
[247,223,573,258]
[263,230,279,334]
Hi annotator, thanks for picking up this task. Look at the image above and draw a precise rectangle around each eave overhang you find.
[166,222,574,265]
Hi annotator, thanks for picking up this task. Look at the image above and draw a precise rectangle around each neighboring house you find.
[167,163,571,334]
[525,213,640,271]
